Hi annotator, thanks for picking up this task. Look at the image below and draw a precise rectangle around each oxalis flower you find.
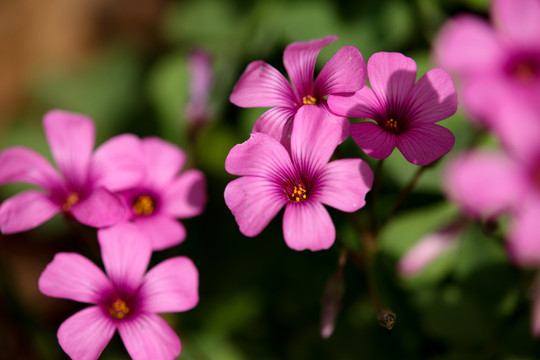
[230,35,366,148]
[38,222,199,359]
[0,110,144,234]
[328,52,457,166]
[224,105,373,251]
[117,136,207,250]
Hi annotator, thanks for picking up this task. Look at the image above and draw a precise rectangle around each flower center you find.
[132,195,155,216]
[302,95,317,105]
[109,299,130,320]
[384,118,399,134]
[509,59,539,84]
[288,183,308,202]
[62,192,79,212]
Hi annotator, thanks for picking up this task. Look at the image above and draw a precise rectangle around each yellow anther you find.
[302,95,317,105]
[109,299,130,320]
[288,183,308,202]
[133,195,155,216]
[62,192,79,212]
[384,118,399,133]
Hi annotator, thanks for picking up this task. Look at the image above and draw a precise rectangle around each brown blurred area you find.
[0,0,170,136]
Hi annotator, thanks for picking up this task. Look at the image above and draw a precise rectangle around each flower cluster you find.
[0,110,207,359]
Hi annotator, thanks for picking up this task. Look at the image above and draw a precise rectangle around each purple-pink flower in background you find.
[38,222,199,360]
[224,105,373,251]
[0,110,144,234]
[230,35,366,147]
[433,0,540,124]
[186,49,213,126]
[328,52,457,166]
[117,137,207,250]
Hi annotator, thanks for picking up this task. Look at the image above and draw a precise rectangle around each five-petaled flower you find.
[224,105,373,251]
[328,52,457,166]
[38,222,199,360]
[230,35,366,148]
[0,110,144,234]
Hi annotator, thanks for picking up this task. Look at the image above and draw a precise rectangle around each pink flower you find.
[38,222,199,360]
[117,137,207,250]
[328,52,457,166]
[230,35,366,148]
[186,49,213,126]
[0,110,144,234]
[433,0,540,124]
[224,105,373,251]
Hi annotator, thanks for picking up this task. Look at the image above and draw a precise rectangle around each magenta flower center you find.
[302,95,318,105]
[62,192,80,212]
[132,194,155,216]
[287,183,308,202]
[383,118,400,134]
[108,298,130,320]
[506,55,540,84]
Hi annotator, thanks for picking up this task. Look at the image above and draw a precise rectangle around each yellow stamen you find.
[133,195,154,216]
[302,95,317,105]
[384,118,399,133]
[289,183,308,202]
[62,193,79,212]
[109,299,130,320]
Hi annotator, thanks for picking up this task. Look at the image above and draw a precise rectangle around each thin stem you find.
[369,159,385,231]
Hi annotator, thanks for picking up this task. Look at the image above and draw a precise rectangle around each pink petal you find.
[367,52,417,111]
[283,201,335,251]
[91,134,145,191]
[507,205,540,267]
[43,110,95,189]
[492,0,540,45]
[433,15,501,75]
[140,256,199,313]
[141,137,187,186]
[134,215,187,251]
[58,306,116,360]
[396,123,455,165]
[224,176,286,237]
[350,122,396,159]
[229,60,297,108]
[118,313,181,360]
[314,45,367,95]
[97,222,152,289]
[327,86,383,120]
[38,253,111,303]
[252,107,296,148]
[319,103,351,143]
[407,68,458,124]
[0,147,62,189]
[0,191,60,234]
[283,35,338,99]
[162,169,207,218]
[444,151,523,217]
[70,187,125,228]
[316,159,373,212]
[225,132,294,177]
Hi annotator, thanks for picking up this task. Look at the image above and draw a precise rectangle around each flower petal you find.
[140,256,199,313]
[141,137,186,186]
[407,68,458,124]
[350,122,396,160]
[0,147,62,189]
[70,187,125,228]
[118,313,181,360]
[98,222,152,289]
[163,169,207,218]
[91,134,145,191]
[39,253,111,303]
[284,35,338,99]
[0,191,60,234]
[314,45,367,96]
[316,159,373,212]
[507,205,540,267]
[58,306,116,360]
[396,124,455,165]
[224,176,286,237]
[327,86,383,120]
[492,0,540,46]
[283,201,335,251]
[253,107,296,148]
[134,215,187,251]
[230,60,297,108]
[43,110,95,189]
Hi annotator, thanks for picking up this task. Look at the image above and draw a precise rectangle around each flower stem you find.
[369,159,385,231]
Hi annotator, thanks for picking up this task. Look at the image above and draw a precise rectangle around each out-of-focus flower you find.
[0,110,144,233]
[230,35,366,148]
[328,52,457,166]
[433,0,540,125]
[224,105,373,251]
[38,222,199,360]
[117,137,207,250]
[186,49,213,126]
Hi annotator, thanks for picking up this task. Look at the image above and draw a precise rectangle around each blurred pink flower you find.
[38,222,199,360]
[186,49,213,126]
[224,105,373,251]
[230,35,366,148]
[117,137,207,250]
[328,52,457,165]
[0,110,144,234]
[433,0,540,124]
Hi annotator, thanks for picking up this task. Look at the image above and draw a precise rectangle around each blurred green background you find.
[2,0,539,359]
